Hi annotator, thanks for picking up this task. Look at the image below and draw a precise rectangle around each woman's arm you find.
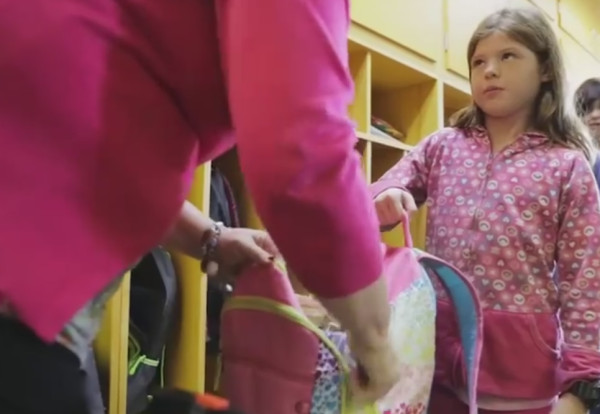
[162,201,278,278]
[218,0,388,343]
[162,200,213,260]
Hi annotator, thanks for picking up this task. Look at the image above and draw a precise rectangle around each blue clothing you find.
[593,154,600,189]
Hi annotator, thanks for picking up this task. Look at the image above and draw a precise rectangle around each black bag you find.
[126,248,178,414]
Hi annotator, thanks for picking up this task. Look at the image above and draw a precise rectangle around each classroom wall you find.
[353,0,600,92]
[97,1,600,413]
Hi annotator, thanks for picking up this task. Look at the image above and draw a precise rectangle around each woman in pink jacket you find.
[0,1,400,413]
[373,8,600,414]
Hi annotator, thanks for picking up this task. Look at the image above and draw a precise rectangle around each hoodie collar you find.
[470,126,549,151]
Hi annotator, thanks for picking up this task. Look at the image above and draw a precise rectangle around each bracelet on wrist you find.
[200,222,225,268]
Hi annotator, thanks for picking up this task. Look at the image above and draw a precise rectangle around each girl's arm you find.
[555,154,600,388]
[369,130,447,204]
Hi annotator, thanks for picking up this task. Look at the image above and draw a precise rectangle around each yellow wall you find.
[97,1,600,412]
[352,0,600,91]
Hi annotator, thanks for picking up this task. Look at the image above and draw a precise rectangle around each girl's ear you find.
[541,72,551,82]
[540,62,552,82]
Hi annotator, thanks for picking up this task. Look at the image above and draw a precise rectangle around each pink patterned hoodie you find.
[371,127,600,405]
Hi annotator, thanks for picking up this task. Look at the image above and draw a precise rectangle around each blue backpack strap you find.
[416,250,482,414]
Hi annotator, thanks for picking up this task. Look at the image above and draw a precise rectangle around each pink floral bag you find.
[219,220,483,414]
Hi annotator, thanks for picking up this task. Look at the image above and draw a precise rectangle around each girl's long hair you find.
[451,7,593,161]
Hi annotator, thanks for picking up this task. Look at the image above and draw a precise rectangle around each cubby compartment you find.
[367,51,440,249]
[348,46,372,132]
[370,54,438,148]
[370,142,410,248]
[443,83,471,126]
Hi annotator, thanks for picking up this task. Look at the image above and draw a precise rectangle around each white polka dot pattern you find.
[374,127,600,349]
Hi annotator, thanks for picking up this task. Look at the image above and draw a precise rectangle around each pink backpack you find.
[219,221,483,414]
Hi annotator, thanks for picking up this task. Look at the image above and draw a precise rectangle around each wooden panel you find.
[443,83,471,126]
[351,0,444,61]
[558,0,600,60]
[560,31,600,95]
[166,165,210,393]
[371,80,440,249]
[530,0,557,19]
[94,274,131,414]
[445,0,537,77]
[372,81,439,147]
[348,50,372,132]
[362,140,372,183]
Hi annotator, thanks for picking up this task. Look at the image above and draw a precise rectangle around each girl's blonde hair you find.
[451,7,593,161]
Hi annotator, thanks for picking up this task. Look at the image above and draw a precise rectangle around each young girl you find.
[575,78,600,147]
[372,8,600,414]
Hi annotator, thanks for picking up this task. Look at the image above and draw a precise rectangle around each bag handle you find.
[417,252,482,414]
[379,213,413,248]
[401,213,413,248]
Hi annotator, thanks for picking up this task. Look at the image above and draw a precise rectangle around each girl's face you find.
[583,100,600,142]
[470,31,548,121]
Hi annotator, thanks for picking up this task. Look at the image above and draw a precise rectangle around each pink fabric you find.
[371,127,600,395]
[0,0,382,341]
[221,265,319,414]
[383,217,421,300]
[429,384,552,414]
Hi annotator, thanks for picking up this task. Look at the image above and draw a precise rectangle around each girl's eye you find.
[471,59,484,67]
[502,52,516,60]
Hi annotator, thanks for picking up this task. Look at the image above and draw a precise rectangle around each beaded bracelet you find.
[200,222,225,273]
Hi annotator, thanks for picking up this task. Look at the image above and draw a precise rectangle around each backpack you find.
[126,248,178,413]
[219,219,483,414]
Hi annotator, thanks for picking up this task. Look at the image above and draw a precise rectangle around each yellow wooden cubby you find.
[97,1,600,412]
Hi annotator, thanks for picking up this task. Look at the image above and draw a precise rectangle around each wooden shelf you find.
[443,83,471,126]
[356,131,414,151]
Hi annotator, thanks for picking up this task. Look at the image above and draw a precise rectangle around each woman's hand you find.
[163,201,280,279]
[318,277,399,406]
[204,227,280,279]
[551,394,587,414]
[374,188,417,229]
[348,329,401,406]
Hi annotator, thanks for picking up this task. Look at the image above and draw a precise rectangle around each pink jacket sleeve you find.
[216,0,382,298]
[370,130,445,203]
[555,154,600,387]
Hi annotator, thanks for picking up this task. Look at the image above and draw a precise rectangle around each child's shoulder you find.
[427,127,471,144]
[543,143,590,168]
[541,145,596,189]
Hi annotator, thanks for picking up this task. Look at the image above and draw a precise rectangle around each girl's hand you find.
[374,188,417,229]
[551,394,587,414]
[203,227,279,279]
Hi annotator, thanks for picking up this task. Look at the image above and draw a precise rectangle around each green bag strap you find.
[223,296,379,414]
